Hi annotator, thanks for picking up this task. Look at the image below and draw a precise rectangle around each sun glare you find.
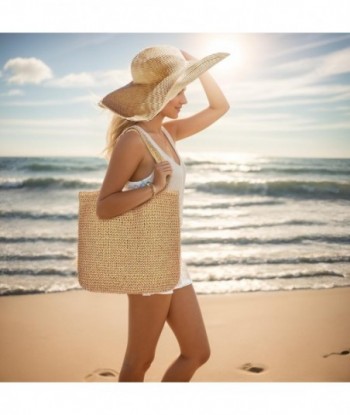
[193,35,245,79]
[208,37,243,64]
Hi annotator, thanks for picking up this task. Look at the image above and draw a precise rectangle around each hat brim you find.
[99,52,229,121]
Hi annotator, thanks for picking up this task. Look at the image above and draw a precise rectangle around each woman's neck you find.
[137,114,164,134]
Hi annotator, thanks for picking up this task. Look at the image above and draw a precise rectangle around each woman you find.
[96,45,230,382]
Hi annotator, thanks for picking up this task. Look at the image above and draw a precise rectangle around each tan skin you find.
[97,51,229,382]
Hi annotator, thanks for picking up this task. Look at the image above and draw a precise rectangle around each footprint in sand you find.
[239,363,266,374]
[85,368,119,382]
[323,349,350,358]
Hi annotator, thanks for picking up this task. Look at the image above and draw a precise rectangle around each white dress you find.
[124,125,192,296]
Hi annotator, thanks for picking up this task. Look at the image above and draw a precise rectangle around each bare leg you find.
[119,293,172,382]
[162,284,210,382]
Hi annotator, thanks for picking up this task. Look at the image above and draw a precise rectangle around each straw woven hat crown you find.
[99,45,229,121]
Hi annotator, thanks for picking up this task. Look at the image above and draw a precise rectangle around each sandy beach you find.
[0,287,349,382]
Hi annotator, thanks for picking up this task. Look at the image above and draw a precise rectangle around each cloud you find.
[221,111,350,132]
[274,46,350,81]
[316,46,350,78]
[95,69,130,87]
[267,34,350,61]
[2,53,129,90]
[3,57,53,85]
[0,89,24,97]
[0,117,98,128]
[0,116,103,136]
[48,72,95,87]
[223,46,350,111]
[47,68,130,88]
[60,34,119,53]
[0,94,97,106]
[232,93,350,110]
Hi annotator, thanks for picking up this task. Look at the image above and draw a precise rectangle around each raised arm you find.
[164,51,230,141]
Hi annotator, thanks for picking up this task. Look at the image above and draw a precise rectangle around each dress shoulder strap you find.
[161,126,176,146]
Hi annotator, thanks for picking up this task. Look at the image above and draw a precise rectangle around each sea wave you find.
[0,177,101,190]
[184,200,284,209]
[0,254,74,261]
[193,280,350,294]
[182,157,350,176]
[217,166,350,176]
[260,167,350,176]
[0,236,76,243]
[0,268,76,277]
[183,219,325,232]
[0,157,106,173]
[193,180,350,200]
[0,269,348,297]
[0,210,77,220]
[183,159,218,167]
[2,233,349,245]
[0,286,77,296]
[182,234,350,245]
[0,281,80,296]
[235,270,346,281]
[22,161,105,173]
[187,255,350,267]
[203,269,347,282]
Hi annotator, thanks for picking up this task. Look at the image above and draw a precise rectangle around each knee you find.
[122,352,155,374]
[197,345,211,366]
[183,344,211,367]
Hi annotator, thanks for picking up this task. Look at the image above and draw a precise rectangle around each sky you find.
[1,32,350,158]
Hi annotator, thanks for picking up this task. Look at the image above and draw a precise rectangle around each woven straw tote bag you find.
[77,126,181,294]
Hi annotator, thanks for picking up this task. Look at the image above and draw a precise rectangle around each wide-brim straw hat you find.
[99,45,229,121]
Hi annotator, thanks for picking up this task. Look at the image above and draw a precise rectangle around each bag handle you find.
[124,125,164,164]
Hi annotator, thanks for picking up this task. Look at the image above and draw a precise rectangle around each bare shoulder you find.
[114,128,144,153]
[98,128,145,199]
[108,128,145,166]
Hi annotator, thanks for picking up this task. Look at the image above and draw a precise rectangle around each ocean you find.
[0,155,349,296]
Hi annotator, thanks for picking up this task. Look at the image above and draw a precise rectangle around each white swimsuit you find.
[124,125,192,296]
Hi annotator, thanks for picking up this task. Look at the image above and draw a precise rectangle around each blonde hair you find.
[103,113,136,160]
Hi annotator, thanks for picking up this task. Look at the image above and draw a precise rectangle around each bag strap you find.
[124,125,163,164]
